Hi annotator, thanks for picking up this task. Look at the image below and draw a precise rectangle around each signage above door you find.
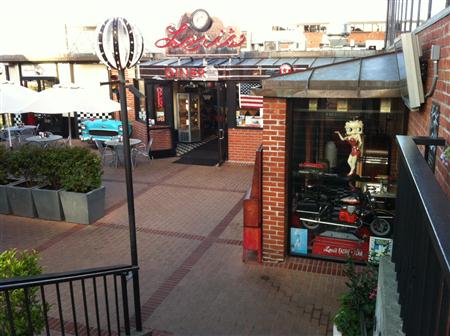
[155,9,246,57]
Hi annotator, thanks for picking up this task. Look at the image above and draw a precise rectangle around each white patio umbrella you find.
[21,84,121,146]
[0,81,38,147]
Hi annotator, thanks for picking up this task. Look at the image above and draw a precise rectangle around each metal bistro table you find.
[105,138,142,166]
[25,135,63,147]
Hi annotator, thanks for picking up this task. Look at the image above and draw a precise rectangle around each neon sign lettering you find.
[155,23,246,52]
[165,67,206,79]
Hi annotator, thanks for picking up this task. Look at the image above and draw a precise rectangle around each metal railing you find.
[0,264,141,336]
[394,136,449,335]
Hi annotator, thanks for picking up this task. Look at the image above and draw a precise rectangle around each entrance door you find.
[216,82,227,165]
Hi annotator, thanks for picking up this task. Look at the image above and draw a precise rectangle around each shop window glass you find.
[236,82,263,128]
[289,98,404,262]
[134,79,147,124]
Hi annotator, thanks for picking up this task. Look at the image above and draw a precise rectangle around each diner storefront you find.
[256,52,408,263]
[136,10,377,165]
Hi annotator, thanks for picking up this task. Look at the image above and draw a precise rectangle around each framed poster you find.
[428,102,440,171]
[290,228,308,255]
[369,237,393,263]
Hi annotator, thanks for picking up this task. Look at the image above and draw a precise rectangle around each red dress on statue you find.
[347,138,361,157]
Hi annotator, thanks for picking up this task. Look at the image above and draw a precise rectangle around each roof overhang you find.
[255,52,403,98]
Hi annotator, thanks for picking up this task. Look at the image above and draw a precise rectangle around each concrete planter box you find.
[6,181,37,218]
[32,186,64,221]
[60,186,105,224]
[0,184,11,214]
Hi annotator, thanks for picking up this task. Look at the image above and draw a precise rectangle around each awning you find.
[256,52,404,98]
[139,56,356,81]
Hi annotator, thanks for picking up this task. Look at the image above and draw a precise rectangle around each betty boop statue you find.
[334,120,364,176]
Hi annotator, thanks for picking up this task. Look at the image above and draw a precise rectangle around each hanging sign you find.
[279,63,294,75]
[155,10,246,56]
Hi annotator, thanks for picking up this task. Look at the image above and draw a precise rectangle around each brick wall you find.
[133,121,148,144]
[109,68,148,144]
[228,128,263,163]
[261,98,288,262]
[411,14,450,197]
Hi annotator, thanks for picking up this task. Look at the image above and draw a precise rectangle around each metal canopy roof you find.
[139,56,352,68]
[256,52,402,98]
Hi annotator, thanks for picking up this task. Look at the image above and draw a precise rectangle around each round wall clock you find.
[190,9,213,32]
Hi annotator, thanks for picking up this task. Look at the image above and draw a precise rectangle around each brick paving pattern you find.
[0,154,347,336]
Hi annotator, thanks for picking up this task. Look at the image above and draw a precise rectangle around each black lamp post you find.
[95,17,144,331]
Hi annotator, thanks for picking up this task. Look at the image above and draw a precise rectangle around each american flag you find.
[239,82,263,109]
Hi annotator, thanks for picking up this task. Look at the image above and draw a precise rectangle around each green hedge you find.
[3,145,103,193]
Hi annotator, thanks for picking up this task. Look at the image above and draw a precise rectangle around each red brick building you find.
[253,9,449,262]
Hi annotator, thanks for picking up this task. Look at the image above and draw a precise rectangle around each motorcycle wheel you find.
[301,218,320,230]
[369,218,392,237]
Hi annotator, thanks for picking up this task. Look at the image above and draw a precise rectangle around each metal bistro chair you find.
[131,138,153,168]
[95,139,118,167]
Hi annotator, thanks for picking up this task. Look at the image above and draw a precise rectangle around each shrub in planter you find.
[5,145,42,217]
[32,147,71,221]
[334,258,378,336]
[59,147,105,224]
[0,249,48,335]
[0,146,12,214]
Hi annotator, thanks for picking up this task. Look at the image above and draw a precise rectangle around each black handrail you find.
[0,264,140,336]
[0,264,137,288]
[394,135,449,336]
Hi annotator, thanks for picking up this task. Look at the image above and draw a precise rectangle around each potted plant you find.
[0,249,48,334]
[31,147,68,221]
[59,147,105,224]
[334,258,378,336]
[5,145,42,217]
[0,146,13,214]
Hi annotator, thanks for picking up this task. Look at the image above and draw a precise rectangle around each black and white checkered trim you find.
[176,135,217,156]
[13,114,22,125]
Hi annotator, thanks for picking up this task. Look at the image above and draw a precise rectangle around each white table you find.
[105,138,142,165]
[25,135,63,146]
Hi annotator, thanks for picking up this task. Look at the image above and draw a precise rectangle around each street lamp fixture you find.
[95,17,144,331]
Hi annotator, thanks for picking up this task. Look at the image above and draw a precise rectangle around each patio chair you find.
[34,123,40,135]
[131,138,153,168]
[95,139,117,167]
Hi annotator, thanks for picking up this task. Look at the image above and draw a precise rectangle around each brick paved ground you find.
[0,150,348,336]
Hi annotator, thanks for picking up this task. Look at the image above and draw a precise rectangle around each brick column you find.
[262,98,288,262]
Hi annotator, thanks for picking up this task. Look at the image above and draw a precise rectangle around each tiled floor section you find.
[0,156,348,335]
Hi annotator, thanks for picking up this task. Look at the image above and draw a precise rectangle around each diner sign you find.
[155,13,246,56]
[164,66,219,81]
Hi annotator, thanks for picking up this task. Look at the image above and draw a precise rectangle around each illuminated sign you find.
[155,23,246,53]
[165,67,206,80]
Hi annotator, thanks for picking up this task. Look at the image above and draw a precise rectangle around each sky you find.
[0,0,446,55]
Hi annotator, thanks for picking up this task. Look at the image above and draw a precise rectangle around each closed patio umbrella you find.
[21,84,121,146]
[0,81,38,147]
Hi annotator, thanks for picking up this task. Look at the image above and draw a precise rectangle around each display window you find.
[134,79,148,124]
[289,98,404,262]
[236,82,263,128]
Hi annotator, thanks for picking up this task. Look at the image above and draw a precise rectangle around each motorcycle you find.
[294,166,394,238]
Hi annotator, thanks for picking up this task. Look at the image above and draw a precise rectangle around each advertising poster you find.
[369,237,393,263]
[290,228,308,255]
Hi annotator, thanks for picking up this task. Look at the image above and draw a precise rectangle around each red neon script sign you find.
[155,23,246,52]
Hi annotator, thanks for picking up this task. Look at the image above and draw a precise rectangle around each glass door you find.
[177,93,201,143]
[216,82,227,165]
